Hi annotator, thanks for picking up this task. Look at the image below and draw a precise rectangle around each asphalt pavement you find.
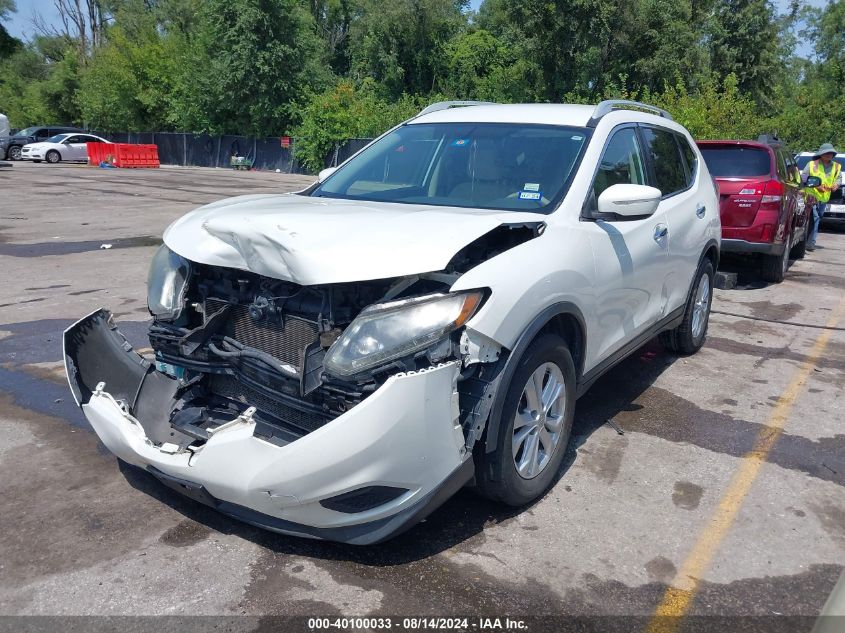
[0,161,842,632]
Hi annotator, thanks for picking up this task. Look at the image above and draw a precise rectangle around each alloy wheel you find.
[512,362,566,479]
[691,273,711,340]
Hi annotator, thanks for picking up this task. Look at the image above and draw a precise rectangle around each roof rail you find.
[416,100,497,117]
[587,100,673,127]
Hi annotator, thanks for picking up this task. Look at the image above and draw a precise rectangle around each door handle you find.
[696,203,706,218]
[654,224,668,241]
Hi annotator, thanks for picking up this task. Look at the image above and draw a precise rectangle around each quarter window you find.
[642,127,687,196]
[592,128,647,198]
[677,134,698,187]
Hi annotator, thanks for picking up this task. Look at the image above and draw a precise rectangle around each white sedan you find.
[21,133,110,164]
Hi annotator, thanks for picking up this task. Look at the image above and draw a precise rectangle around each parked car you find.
[0,125,85,161]
[796,151,845,228]
[697,136,805,282]
[0,113,8,166]
[21,132,111,164]
[64,100,720,544]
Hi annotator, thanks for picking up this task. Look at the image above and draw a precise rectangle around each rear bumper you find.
[720,239,785,256]
[64,309,472,544]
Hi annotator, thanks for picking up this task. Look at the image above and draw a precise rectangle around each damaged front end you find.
[63,219,542,543]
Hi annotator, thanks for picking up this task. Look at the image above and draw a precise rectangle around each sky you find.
[4,0,830,58]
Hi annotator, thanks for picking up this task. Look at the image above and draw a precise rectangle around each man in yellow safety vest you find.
[802,143,842,251]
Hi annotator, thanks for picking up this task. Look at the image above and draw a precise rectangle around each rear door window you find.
[641,127,687,196]
[699,146,771,177]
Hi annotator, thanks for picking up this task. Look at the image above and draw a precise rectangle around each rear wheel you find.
[46,150,61,164]
[761,241,789,283]
[791,225,807,260]
[475,334,576,506]
[660,260,714,355]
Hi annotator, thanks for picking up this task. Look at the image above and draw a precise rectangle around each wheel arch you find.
[482,302,586,456]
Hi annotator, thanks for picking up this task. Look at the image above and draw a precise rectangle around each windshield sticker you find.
[523,183,540,191]
[572,135,584,141]
[518,191,542,200]
[451,138,469,147]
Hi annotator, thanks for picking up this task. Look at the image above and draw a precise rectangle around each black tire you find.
[8,145,21,160]
[761,241,789,283]
[475,333,576,506]
[46,150,61,164]
[660,259,714,355]
[791,227,807,260]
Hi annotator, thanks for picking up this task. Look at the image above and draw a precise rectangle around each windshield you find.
[46,134,70,143]
[311,123,590,213]
[15,127,38,137]
[699,146,771,177]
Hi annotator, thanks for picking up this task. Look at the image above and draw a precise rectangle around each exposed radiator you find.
[205,298,320,368]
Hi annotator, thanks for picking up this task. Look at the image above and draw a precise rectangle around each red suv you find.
[697,137,806,282]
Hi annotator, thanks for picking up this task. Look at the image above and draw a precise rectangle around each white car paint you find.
[21,133,110,163]
[65,101,720,543]
[76,361,464,532]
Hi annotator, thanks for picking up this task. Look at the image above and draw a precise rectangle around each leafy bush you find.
[292,81,423,171]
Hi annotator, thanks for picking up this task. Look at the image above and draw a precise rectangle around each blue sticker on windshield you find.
[451,138,469,147]
[518,191,542,200]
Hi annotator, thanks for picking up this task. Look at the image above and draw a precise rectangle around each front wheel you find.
[46,150,61,164]
[475,334,576,506]
[8,145,21,160]
[660,260,714,355]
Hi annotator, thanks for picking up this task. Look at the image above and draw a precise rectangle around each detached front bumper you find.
[64,309,472,545]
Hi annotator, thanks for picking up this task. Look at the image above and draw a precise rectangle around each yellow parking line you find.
[645,293,845,633]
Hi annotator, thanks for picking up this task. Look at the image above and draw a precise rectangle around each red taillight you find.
[761,179,783,205]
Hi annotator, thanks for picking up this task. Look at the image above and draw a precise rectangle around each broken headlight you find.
[324,291,483,377]
[147,245,191,321]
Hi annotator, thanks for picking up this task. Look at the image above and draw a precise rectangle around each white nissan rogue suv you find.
[64,100,720,544]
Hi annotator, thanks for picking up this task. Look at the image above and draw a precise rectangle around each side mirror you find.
[317,167,337,183]
[805,176,822,188]
[597,183,662,218]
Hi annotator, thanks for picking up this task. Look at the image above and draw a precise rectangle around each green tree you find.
[0,0,21,59]
[442,28,539,101]
[349,0,467,98]
[180,0,331,135]
[292,80,422,170]
[77,24,176,131]
[708,0,782,109]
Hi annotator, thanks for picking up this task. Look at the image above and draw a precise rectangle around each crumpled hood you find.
[163,193,543,285]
